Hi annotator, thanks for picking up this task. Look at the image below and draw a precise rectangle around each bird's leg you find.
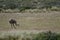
[15,23,17,26]
[13,24,16,29]
[11,24,13,29]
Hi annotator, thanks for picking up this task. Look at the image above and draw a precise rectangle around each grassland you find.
[0,11,60,32]
[0,10,60,40]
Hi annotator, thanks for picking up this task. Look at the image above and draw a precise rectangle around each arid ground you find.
[0,11,60,32]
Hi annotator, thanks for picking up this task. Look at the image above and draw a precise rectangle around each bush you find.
[34,31,59,40]
[0,8,3,12]
[19,7,31,12]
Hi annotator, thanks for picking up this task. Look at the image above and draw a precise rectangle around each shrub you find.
[19,7,31,12]
[0,8,3,12]
[34,31,59,40]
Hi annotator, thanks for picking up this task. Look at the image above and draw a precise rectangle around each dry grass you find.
[0,11,60,32]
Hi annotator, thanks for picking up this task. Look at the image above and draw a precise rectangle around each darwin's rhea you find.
[9,19,17,29]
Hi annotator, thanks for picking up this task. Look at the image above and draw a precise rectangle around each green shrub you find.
[19,7,31,12]
[34,31,59,40]
[0,8,3,12]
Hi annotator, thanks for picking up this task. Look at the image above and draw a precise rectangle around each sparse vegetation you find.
[0,0,60,12]
[0,31,60,40]
[0,0,60,40]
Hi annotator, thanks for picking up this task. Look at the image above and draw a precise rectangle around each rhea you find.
[9,19,17,29]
